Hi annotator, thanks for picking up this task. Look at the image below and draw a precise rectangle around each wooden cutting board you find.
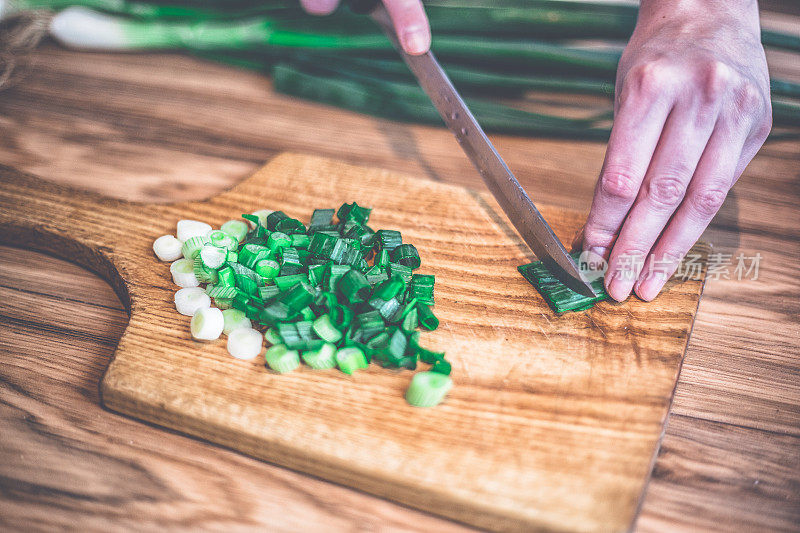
[0,153,708,533]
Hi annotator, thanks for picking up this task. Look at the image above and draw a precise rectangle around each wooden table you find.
[1,8,799,531]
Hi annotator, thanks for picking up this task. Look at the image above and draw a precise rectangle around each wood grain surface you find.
[1,4,799,529]
[0,153,707,532]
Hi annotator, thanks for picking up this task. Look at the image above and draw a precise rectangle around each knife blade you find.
[361,4,596,298]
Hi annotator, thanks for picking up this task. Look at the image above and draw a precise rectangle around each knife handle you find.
[345,0,379,14]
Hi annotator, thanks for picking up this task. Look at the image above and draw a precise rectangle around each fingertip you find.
[401,27,430,55]
[300,0,339,15]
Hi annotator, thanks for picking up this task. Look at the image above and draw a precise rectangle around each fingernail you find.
[635,271,667,301]
[588,246,608,260]
[402,29,429,55]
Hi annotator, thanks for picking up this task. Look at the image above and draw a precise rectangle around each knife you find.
[347,1,597,298]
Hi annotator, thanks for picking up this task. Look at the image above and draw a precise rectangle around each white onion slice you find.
[248,209,272,229]
[177,219,212,242]
[175,287,210,316]
[190,307,224,341]
[153,235,183,262]
[170,259,199,287]
[199,245,227,269]
[227,328,263,360]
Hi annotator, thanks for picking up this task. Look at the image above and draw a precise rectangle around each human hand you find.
[575,0,772,302]
[299,0,431,55]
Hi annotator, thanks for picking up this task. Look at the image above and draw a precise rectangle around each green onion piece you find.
[329,238,362,266]
[267,231,292,253]
[308,232,337,258]
[300,306,317,321]
[214,297,234,310]
[275,274,308,291]
[390,244,421,269]
[388,262,413,284]
[200,245,228,269]
[325,264,352,292]
[405,371,453,407]
[259,285,280,301]
[352,310,384,341]
[265,210,289,231]
[409,274,435,305]
[336,347,369,375]
[217,265,236,287]
[364,269,389,287]
[431,359,452,376]
[373,274,406,301]
[376,229,402,252]
[193,255,218,284]
[387,327,408,359]
[302,342,338,369]
[374,248,389,269]
[312,314,343,343]
[291,233,310,249]
[229,262,264,285]
[369,297,403,323]
[220,219,249,243]
[207,285,239,299]
[416,303,439,331]
[236,274,260,298]
[226,250,239,264]
[337,201,372,225]
[182,235,208,260]
[330,304,353,330]
[279,247,304,275]
[255,259,280,279]
[309,208,335,230]
[277,280,315,313]
[264,327,281,345]
[401,307,418,333]
[517,252,609,313]
[307,263,328,286]
[265,344,301,374]
[275,217,306,235]
[239,243,272,269]
[337,269,371,304]
[207,229,238,251]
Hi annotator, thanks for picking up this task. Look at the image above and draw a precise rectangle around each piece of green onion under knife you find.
[155,202,452,407]
[517,252,609,313]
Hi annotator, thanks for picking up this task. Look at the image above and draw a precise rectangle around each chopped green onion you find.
[206,230,238,251]
[376,229,402,252]
[267,231,292,253]
[337,269,371,304]
[312,314,343,343]
[182,235,208,260]
[265,344,301,373]
[302,342,338,369]
[416,303,439,331]
[405,371,453,407]
[409,274,435,305]
[161,202,450,405]
[336,347,369,375]
[517,252,609,313]
[390,244,421,269]
[200,244,228,269]
[255,259,280,279]
[220,219,249,243]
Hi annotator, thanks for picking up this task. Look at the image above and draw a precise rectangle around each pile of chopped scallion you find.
[153,202,452,407]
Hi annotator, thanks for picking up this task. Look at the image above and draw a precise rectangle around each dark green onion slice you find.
[376,229,402,252]
[337,269,371,304]
[409,274,435,305]
[337,201,372,225]
[517,252,609,313]
[390,244,421,269]
[416,303,439,331]
[373,274,406,301]
[309,208,335,230]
